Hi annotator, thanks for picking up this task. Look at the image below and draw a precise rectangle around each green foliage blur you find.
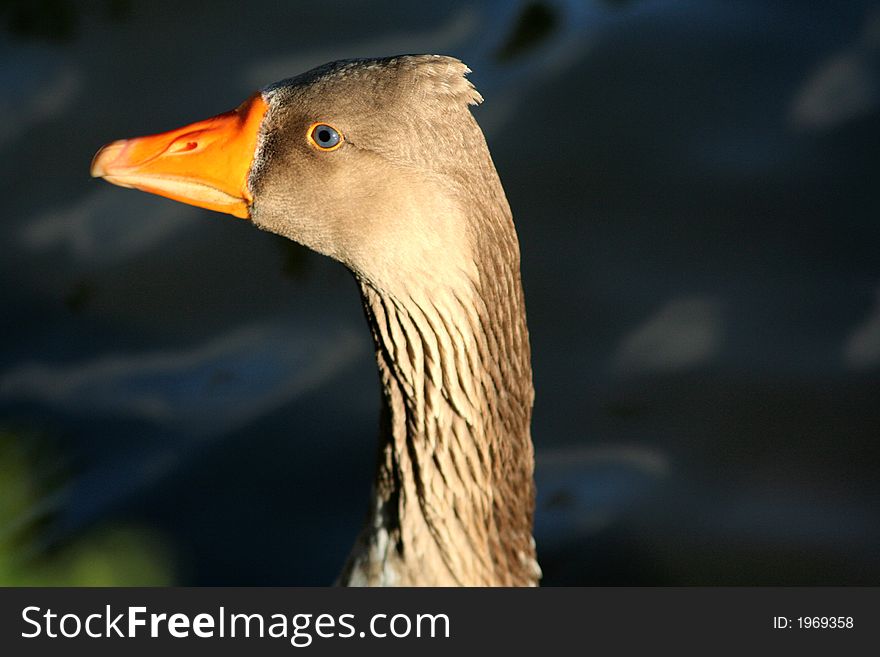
[0,430,174,586]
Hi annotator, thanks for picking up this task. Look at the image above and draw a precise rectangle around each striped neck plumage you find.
[340,243,538,586]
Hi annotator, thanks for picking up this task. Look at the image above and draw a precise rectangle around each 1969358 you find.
[773,616,854,629]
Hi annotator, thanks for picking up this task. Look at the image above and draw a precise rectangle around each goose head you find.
[91,55,489,298]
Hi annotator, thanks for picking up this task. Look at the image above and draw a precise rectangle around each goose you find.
[90,55,539,587]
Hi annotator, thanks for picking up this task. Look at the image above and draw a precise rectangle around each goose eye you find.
[309,123,342,151]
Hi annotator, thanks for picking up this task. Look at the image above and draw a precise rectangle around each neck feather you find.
[339,203,538,586]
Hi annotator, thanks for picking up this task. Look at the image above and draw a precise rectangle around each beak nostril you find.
[172,140,198,153]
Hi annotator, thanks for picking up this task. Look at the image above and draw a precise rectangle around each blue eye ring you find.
[308,122,343,151]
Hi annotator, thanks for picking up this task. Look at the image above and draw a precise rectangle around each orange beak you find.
[90,93,269,219]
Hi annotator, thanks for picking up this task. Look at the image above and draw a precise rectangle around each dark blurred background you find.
[1,0,878,585]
